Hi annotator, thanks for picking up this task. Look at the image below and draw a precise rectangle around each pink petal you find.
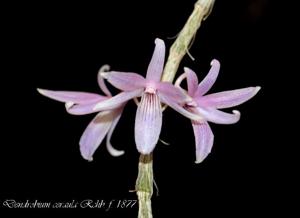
[101,71,146,91]
[184,67,199,96]
[196,86,261,109]
[93,89,143,111]
[135,93,162,154]
[97,65,112,97]
[66,101,100,115]
[194,59,220,97]
[196,107,241,124]
[157,82,188,104]
[146,38,165,82]
[174,72,187,89]
[79,111,115,161]
[37,88,106,104]
[106,107,125,157]
[158,93,204,121]
[192,121,214,164]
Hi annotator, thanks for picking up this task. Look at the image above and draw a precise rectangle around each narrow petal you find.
[194,59,220,97]
[184,67,199,96]
[196,107,240,124]
[135,93,162,154]
[196,86,261,109]
[79,111,114,161]
[174,72,187,89]
[93,89,143,111]
[192,121,214,164]
[157,82,188,104]
[101,71,146,91]
[146,38,165,82]
[106,106,125,157]
[37,88,106,104]
[158,93,204,121]
[97,65,112,97]
[66,101,100,115]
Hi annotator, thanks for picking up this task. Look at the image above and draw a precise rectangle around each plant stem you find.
[135,1,215,217]
[162,0,215,83]
[135,154,153,218]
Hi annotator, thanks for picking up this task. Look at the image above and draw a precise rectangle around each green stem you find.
[162,0,215,83]
[135,154,153,218]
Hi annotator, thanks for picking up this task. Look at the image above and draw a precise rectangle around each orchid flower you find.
[37,65,125,161]
[93,38,201,154]
[175,59,261,163]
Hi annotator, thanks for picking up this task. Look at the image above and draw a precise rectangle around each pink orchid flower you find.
[37,65,125,161]
[93,38,201,154]
[175,59,261,163]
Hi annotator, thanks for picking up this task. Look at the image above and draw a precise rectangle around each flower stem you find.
[135,1,215,217]
[136,154,153,218]
[162,0,215,83]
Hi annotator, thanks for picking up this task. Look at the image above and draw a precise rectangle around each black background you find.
[1,0,291,217]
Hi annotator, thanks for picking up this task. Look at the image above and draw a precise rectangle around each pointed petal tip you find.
[195,159,203,164]
[107,141,125,157]
[194,154,210,164]
[80,147,94,161]
[154,38,165,50]
[184,67,191,72]
[233,110,241,121]
[36,88,57,99]
[81,154,93,162]
[255,86,261,93]
[110,150,125,157]
[211,59,220,66]
[37,88,46,95]
[80,142,97,162]
[97,65,112,97]
[233,110,240,114]
[155,38,164,44]
[195,152,211,164]
[99,64,110,73]
[249,86,261,99]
